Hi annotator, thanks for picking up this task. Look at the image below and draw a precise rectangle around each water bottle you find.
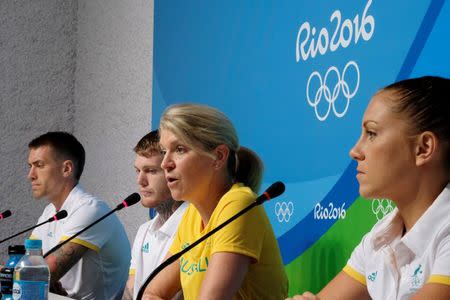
[0,245,26,300]
[12,239,50,300]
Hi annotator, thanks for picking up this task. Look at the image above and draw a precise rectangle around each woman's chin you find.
[359,187,376,199]
[169,191,184,201]
[359,188,387,201]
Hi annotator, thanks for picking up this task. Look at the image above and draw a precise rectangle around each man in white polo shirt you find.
[28,131,130,300]
[122,130,186,300]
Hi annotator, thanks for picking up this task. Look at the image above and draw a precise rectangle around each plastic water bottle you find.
[12,239,50,300]
[0,245,26,300]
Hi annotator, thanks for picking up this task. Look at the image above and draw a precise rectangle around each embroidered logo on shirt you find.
[368,271,377,282]
[180,257,209,275]
[410,264,423,291]
[142,242,150,253]
[47,232,54,238]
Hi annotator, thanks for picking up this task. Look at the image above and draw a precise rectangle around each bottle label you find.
[12,280,48,300]
[0,267,14,294]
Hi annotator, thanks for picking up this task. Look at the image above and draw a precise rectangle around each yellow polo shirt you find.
[169,183,288,299]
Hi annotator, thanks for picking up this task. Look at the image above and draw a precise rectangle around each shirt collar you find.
[158,201,188,237]
[372,208,404,251]
[56,184,82,213]
[402,183,450,256]
[372,183,450,256]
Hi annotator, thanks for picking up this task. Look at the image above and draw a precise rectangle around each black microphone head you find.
[256,181,286,204]
[0,209,12,219]
[116,193,141,210]
[265,181,285,199]
[55,210,68,220]
[48,210,68,222]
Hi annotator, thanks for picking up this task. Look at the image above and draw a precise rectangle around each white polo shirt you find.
[344,183,450,300]
[129,202,187,299]
[31,185,131,300]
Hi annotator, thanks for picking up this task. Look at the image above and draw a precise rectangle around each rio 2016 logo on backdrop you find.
[296,0,374,121]
[371,199,395,221]
[275,201,294,223]
[306,61,360,121]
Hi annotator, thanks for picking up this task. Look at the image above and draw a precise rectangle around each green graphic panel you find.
[285,198,384,296]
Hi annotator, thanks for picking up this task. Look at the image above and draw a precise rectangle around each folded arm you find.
[198,252,252,300]
[410,282,450,299]
[141,254,182,300]
[122,274,135,300]
[45,241,88,294]
[287,271,370,300]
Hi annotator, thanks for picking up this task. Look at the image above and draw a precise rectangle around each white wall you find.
[0,0,78,261]
[0,0,154,261]
[74,0,154,245]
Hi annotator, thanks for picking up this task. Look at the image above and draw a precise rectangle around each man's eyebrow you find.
[140,164,161,169]
[29,159,45,165]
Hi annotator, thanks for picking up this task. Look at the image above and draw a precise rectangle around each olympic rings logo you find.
[306,60,360,121]
[371,198,394,221]
[274,201,294,223]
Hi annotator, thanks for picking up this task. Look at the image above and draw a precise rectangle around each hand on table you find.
[286,291,320,300]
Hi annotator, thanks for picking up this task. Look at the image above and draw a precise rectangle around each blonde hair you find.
[160,103,263,192]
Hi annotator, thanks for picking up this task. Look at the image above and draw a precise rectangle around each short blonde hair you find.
[160,103,263,192]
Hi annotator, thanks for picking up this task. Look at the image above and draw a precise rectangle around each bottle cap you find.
[8,245,26,255]
[24,239,42,250]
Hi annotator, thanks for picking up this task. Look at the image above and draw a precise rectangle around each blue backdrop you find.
[152,0,450,294]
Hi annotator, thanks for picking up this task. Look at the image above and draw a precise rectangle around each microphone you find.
[0,210,12,220]
[43,193,140,258]
[0,210,68,244]
[136,181,286,300]
[116,193,141,210]
[47,210,68,222]
[255,181,285,204]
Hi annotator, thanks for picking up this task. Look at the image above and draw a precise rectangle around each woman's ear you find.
[415,131,437,166]
[213,144,230,170]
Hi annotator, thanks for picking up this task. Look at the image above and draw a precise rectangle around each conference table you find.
[49,292,73,299]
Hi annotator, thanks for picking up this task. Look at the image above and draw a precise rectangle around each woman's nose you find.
[161,153,174,171]
[349,138,364,161]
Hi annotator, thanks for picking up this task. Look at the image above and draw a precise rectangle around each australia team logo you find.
[410,264,424,292]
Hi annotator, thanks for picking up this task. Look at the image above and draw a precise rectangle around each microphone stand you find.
[43,193,140,258]
[0,218,59,244]
[44,208,117,258]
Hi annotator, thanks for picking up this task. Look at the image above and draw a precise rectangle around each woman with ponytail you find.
[142,103,288,300]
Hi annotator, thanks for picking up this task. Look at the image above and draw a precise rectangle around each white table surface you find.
[49,292,73,299]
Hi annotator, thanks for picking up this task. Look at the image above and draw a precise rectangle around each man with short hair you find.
[28,131,130,300]
[122,130,186,300]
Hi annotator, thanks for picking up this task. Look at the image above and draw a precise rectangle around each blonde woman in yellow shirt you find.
[141,103,288,300]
